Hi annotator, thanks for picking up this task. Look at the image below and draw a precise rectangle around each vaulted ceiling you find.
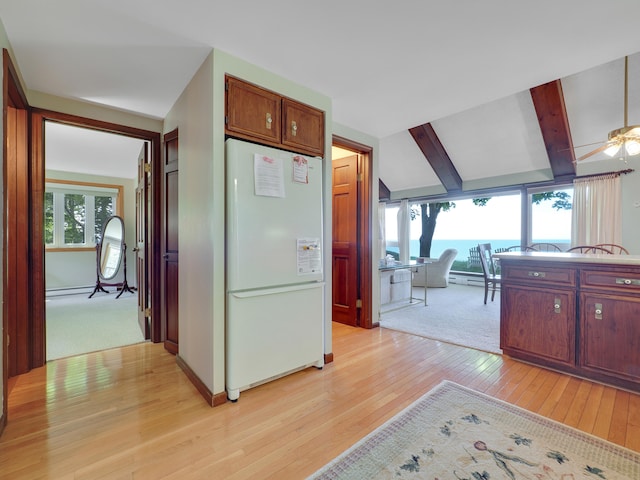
[380,53,640,200]
[2,1,640,188]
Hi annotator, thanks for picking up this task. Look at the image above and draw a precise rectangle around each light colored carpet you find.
[308,380,640,479]
[379,283,501,354]
[46,291,145,361]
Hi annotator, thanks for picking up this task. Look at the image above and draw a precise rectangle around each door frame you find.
[30,109,163,353]
[2,48,30,434]
[332,135,373,328]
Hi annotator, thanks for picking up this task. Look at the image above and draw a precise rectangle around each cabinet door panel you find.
[581,293,640,383]
[282,98,324,157]
[226,76,281,145]
[501,285,575,366]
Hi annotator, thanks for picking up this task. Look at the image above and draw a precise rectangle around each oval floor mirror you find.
[89,215,136,298]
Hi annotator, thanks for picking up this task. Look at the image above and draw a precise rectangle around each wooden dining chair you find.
[525,242,563,252]
[477,243,501,304]
[566,245,614,254]
[595,243,629,254]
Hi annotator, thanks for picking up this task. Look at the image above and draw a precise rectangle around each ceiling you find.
[3,1,640,188]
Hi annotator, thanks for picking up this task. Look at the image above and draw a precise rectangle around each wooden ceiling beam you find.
[530,80,576,178]
[409,123,462,193]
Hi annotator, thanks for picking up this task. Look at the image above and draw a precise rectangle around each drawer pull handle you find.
[528,271,546,278]
[616,278,640,286]
[266,112,273,129]
[554,297,561,313]
[595,303,603,320]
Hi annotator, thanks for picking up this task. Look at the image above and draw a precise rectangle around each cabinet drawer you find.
[581,269,640,293]
[502,264,576,287]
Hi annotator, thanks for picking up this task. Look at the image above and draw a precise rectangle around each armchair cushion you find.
[413,248,458,288]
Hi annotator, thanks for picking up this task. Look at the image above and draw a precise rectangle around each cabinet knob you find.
[595,303,603,320]
[554,297,561,313]
[291,120,297,137]
[266,113,272,129]
[528,271,546,278]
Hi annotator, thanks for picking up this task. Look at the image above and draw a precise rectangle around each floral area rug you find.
[307,381,640,479]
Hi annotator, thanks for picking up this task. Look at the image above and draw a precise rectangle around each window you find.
[408,193,522,260]
[45,180,122,249]
[528,185,573,250]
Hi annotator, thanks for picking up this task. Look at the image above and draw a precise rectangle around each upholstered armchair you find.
[413,248,458,288]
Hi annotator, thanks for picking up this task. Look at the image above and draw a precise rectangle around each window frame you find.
[45,178,124,252]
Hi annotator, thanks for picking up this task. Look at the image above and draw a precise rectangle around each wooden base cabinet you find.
[499,255,640,392]
[501,285,575,368]
[580,293,640,384]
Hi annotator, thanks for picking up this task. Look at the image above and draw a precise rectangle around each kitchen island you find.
[494,251,640,392]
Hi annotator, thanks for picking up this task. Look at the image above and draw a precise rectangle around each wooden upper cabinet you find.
[225,75,325,157]
[282,98,324,157]
[226,76,282,145]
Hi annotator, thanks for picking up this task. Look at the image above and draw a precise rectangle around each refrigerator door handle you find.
[230,282,325,299]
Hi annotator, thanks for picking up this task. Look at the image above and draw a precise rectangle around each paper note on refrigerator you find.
[297,238,322,274]
[254,153,285,197]
[292,155,309,184]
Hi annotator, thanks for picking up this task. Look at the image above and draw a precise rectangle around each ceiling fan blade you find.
[576,143,611,161]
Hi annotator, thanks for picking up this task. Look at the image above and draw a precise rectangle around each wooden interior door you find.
[162,129,179,354]
[135,143,150,339]
[5,105,31,376]
[332,155,359,326]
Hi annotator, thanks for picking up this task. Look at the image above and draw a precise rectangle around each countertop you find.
[493,251,640,266]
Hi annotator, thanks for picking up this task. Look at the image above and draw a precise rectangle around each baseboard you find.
[324,352,334,364]
[176,354,227,407]
[448,273,484,287]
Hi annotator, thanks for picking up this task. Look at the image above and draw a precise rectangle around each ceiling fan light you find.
[604,142,622,157]
[624,139,640,156]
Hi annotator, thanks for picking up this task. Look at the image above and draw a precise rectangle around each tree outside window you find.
[64,193,86,245]
[45,181,119,249]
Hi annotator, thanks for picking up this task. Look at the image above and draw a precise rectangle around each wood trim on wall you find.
[3,47,32,437]
[176,354,228,407]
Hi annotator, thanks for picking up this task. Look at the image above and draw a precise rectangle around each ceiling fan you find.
[577,55,640,161]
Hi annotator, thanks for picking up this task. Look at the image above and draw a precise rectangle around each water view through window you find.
[385,188,573,266]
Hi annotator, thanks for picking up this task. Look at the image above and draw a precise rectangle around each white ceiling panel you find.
[432,91,550,182]
[379,131,441,192]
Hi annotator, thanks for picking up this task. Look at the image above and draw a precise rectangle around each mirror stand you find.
[88,242,137,298]
[115,242,136,299]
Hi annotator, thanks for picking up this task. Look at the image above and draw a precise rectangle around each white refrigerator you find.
[225,138,325,401]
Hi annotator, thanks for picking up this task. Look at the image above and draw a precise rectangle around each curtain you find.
[397,199,410,264]
[571,173,622,247]
[378,202,386,260]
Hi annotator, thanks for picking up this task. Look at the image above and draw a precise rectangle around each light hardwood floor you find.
[2,323,639,479]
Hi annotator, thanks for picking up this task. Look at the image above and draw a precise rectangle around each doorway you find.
[8,108,162,377]
[331,136,373,328]
[43,121,147,360]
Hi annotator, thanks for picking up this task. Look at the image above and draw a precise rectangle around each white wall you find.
[163,51,217,393]
[44,170,137,290]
